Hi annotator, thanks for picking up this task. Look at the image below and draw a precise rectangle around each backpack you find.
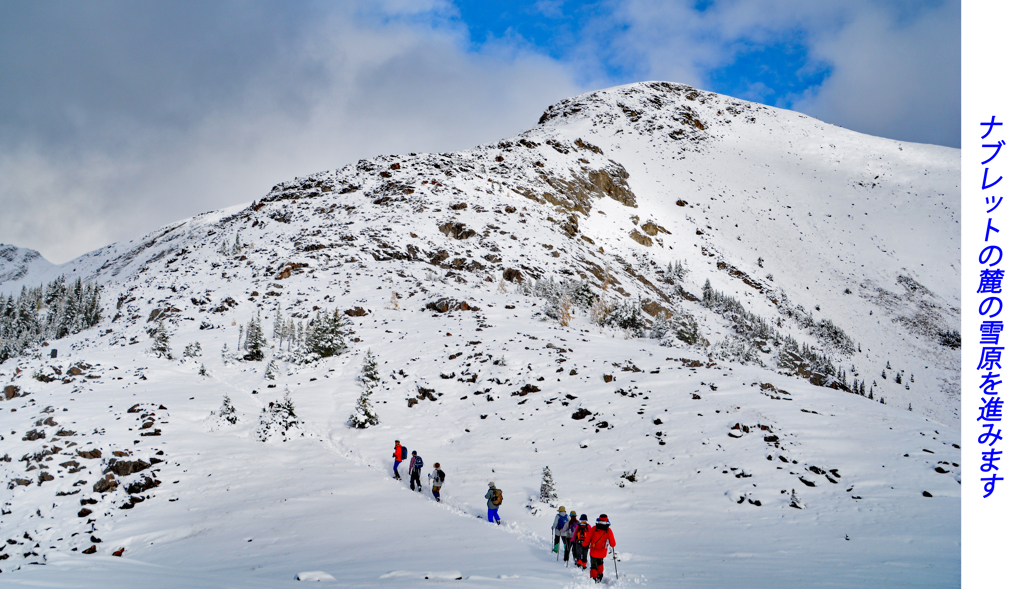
[576,523,590,542]
[401,446,408,460]
[412,456,423,470]
[556,513,568,530]
[492,489,503,506]
[436,469,445,483]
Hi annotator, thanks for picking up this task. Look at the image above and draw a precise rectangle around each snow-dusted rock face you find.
[0,82,959,586]
[0,245,53,284]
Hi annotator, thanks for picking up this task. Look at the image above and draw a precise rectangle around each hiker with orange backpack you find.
[582,514,615,583]
[485,482,502,525]
[572,514,592,569]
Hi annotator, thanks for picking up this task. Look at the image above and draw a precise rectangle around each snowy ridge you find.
[0,82,959,587]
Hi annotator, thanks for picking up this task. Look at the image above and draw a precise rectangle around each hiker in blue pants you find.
[485,482,502,525]
[392,440,404,480]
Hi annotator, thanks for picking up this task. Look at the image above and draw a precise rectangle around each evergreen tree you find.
[304,309,347,360]
[151,320,172,359]
[273,307,284,349]
[349,349,381,428]
[349,386,379,429]
[243,315,266,361]
[540,466,558,505]
[264,360,278,380]
[361,349,380,385]
[218,395,237,424]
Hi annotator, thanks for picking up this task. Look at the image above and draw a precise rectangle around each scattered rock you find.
[572,408,592,420]
[628,229,653,247]
[512,384,540,396]
[106,459,153,477]
[93,474,117,493]
[2,385,20,400]
[438,221,476,240]
[125,477,160,494]
[83,545,97,554]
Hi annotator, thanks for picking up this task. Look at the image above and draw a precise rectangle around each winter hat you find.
[570,511,576,517]
[434,463,440,468]
[597,514,609,524]
[488,482,496,488]
[395,440,400,444]
[558,506,566,512]
[411,451,417,455]
[580,514,588,522]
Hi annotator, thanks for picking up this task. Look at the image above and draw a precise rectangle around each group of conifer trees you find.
[0,275,102,363]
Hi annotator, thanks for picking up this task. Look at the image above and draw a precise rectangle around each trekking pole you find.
[612,546,619,580]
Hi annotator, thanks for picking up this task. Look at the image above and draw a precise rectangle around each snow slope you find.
[0,82,960,587]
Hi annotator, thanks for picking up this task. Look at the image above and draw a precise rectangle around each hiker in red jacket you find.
[392,440,404,480]
[582,514,615,583]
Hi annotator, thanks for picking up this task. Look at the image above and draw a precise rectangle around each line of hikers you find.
[393,441,613,583]
[392,440,445,502]
[393,441,503,523]
[552,507,616,583]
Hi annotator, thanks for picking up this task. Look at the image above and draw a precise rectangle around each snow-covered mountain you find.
[0,245,54,284]
[0,82,960,588]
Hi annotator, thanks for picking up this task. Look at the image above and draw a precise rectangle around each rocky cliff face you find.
[2,81,960,423]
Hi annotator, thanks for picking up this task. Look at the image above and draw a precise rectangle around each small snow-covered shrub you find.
[255,392,301,442]
[214,395,237,425]
[151,320,172,359]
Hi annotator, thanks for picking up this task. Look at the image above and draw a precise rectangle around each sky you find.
[0,0,960,264]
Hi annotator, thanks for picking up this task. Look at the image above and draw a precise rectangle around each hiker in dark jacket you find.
[408,450,424,491]
[582,514,615,583]
[485,482,502,525]
[392,440,404,480]
[572,514,591,569]
[428,463,444,502]
[559,511,579,563]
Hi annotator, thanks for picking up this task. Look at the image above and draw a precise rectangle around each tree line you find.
[0,275,102,363]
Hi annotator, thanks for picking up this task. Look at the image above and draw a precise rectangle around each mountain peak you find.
[0,243,53,285]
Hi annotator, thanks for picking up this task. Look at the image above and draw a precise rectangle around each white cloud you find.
[575,0,959,146]
[0,5,580,263]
